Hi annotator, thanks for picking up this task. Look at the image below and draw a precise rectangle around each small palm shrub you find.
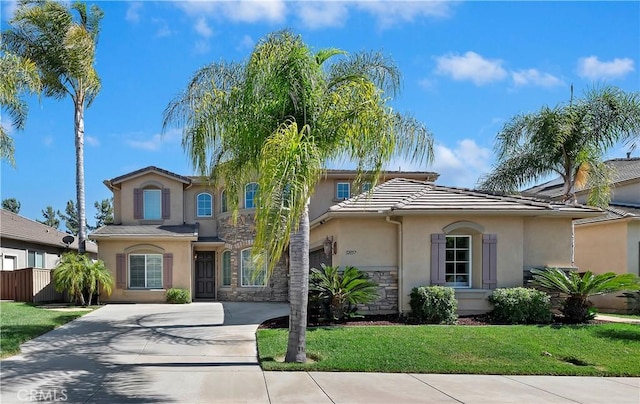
[532,267,640,324]
[166,288,191,304]
[309,264,378,321]
[409,286,457,324]
[619,291,640,315]
[488,287,552,324]
[53,253,114,306]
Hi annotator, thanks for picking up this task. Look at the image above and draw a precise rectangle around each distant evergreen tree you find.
[2,197,20,213]
[37,206,60,229]
[93,198,113,229]
[58,200,79,235]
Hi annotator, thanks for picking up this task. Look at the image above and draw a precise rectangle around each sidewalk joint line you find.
[408,374,464,403]
[503,376,582,403]
[307,372,336,403]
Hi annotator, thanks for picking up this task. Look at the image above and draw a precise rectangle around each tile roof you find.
[1,209,98,253]
[89,224,198,238]
[326,178,602,217]
[574,203,640,225]
[107,166,192,186]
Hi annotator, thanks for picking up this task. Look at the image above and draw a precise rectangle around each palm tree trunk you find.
[74,96,86,254]
[285,202,310,363]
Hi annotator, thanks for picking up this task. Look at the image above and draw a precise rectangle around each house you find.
[525,156,640,312]
[1,208,98,271]
[90,166,601,315]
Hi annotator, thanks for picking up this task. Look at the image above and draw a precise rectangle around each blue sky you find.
[1,0,639,230]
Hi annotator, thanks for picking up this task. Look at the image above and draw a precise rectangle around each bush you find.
[166,288,191,304]
[488,287,552,324]
[620,291,640,315]
[409,286,457,324]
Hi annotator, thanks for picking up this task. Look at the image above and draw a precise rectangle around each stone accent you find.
[356,269,398,315]
[216,214,289,302]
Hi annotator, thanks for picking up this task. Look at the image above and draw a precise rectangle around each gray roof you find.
[90,224,198,239]
[107,166,192,186]
[325,178,602,217]
[524,157,640,198]
[574,203,640,225]
[1,209,98,253]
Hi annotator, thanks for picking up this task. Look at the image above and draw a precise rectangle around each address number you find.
[346,250,357,255]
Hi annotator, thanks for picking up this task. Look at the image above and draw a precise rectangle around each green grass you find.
[0,302,91,358]
[258,324,640,376]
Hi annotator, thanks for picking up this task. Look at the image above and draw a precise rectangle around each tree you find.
[53,252,113,306]
[37,205,60,228]
[2,198,21,213]
[531,267,640,323]
[479,86,640,207]
[0,49,41,166]
[163,30,434,362]
[4,0,104,254]
[93,198,113,229]
[59,200,79,235]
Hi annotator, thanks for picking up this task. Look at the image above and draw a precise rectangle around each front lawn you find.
[0,302,92,358]
[258,323,640,375]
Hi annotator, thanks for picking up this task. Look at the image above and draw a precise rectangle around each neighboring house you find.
[1,208,98,271]
[90,166,601,316]
[525,156,640,312]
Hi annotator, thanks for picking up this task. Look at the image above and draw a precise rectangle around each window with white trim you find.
[445,235,471,287]
[336,182,350,199]
[222,250,231,286]
[129,254,163,288]
[143,189,161,220]
[240,248,266,286]
[196,193,213,217]
[28,251,44,268]
[245,183,258,209]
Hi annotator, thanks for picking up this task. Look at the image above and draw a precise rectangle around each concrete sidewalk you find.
[0,303,638,403]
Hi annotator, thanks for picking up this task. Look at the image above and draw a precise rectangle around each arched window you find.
[222,250,231,286]
[196,193,213,217]
[221,190,227,213]
[240,248,266,286]
[244,183,258,209]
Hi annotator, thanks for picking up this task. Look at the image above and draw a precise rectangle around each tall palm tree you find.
[163,30,434,363]
[479,86,640,207]
[4,0,103,253]
[0,49,41,166]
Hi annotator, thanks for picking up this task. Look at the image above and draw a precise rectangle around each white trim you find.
[240,248,267,287]
[196,192,213,217]
[128,253,163,289]
[444,235,472,288]
[244,183,258,209]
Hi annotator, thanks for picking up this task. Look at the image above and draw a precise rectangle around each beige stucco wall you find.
[184,185,218,237]
[309,178,346,221]
[611,181,640,205]
[97,239,193,303]
[523,217,573,268]
[118,172,186,226]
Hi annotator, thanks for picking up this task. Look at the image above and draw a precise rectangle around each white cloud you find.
[125,129,181,152]
[435,52,507,86]
[85,136,100,147]
[577,56,635,80]
[152,18,175,38]
[430,139,492,188]
[194,17,213,38]
[356,0,456,28]
[295,2,349,29]
[511,69,564,88]
[125,2,142,23]
[194,40,210,54]
[174,0,286,24]
[236,35,255,52]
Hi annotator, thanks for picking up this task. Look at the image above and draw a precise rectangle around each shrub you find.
[409,286,457,324]
[53,253,114,306]
[166,288,191,304]
[488,287,552,324]
[619,291,640,315]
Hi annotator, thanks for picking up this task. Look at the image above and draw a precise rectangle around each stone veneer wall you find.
[355,269,398,314]
[216,213,289,302]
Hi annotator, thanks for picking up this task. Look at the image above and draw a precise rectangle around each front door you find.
[195,252,215,299]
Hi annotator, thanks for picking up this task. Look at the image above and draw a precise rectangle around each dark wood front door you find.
[195,252,215,299]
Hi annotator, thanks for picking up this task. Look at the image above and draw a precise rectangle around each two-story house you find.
[91,165,601,315]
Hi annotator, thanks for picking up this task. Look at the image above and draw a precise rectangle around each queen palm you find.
[479,86,640,207]
[163,30,434,363]
[4,0,103,253]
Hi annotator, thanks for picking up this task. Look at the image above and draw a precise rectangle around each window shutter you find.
[162,188,170,219]
[163,253,173,289]
[430,234,446,285]
[482,234,498,289]
[116,253,126,289]
[133,188,143,219]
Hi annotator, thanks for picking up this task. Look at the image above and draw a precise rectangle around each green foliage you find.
[2,198,20,213]
[409,286,458,324]
[532,267,640,323]
[620,291,640,315]
[53,252,113,306]
[488,287,552,324]
[58,200,79,235]
[166,288,191,304]
[309,264,378,320]
[93,198,114,229]
[37,205,60,229]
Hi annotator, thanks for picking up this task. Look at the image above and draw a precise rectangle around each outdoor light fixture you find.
[323,236,335,257]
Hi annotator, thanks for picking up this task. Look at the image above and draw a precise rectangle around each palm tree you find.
[0,49,41,166]
[53,252,113,306]
[531,267,640,323]
[479,86,640,207]
[4,0,103,253]
[163,30,434,362]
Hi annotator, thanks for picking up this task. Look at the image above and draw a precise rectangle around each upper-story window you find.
[245,183,258,209]
[361,182,372,192]
[144,189,161,220]
[196,193,213,217]
[221,190,227,213]
[336,182,350,200]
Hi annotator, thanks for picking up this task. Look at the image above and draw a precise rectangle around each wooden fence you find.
[0,268,63,303]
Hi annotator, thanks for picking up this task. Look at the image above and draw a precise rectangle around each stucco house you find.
[525,156,640,312]
[90,166,600,315]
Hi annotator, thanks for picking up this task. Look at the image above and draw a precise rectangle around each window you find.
[336,182,350,199]
[245,183,258,209]
[221,190,227,213]
[445,235,471,287]
[222,250,231,286]
[27,251,44,268]
[143,189,161,220]
[240,248,266,286]
[361,182,372,192]
[129,254,163,288]
[197,193,213,217]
